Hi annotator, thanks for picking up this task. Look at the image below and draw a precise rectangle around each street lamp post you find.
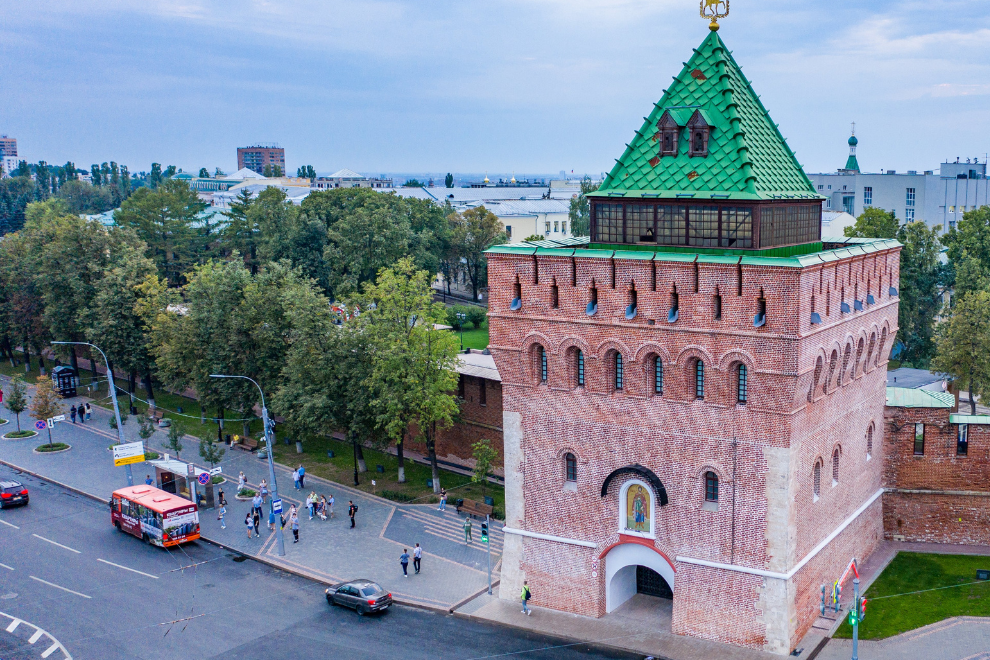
[350,431,360,486]
[209,374,286,557]
[456,312,466,351]
[52,341,131,486]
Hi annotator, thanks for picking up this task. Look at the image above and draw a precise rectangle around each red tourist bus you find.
[110,485,200,547]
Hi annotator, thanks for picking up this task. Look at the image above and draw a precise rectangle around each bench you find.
[232,436,260,452]
[456,498,493,519]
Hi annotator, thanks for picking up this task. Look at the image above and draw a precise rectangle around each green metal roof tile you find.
[575,249,615,259]
[612,250,657,261]
[886,387,955,408]
[740,255,800,267]
[949,414,990,425]
[654,252,700,263]
[697,254,742,264]
[486,245,536,255]
[535,248,576,257]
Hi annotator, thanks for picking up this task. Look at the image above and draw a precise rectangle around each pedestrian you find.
[85,403,92,420]
[348,501,357,528]
[463,517,472,544]
[292,468,300,490]
[219,503,227,529]
[245,512,255,539]
[318,495,328,521]
[291,512,300,543]
[253,510,261,537]
[259,479,269,503]
[400,549,410,577]
[217,487,227,507]
[70,405,77,423]
[268,507,276,532]
[145,474,154,486]
[252,492,263,519]
[78,404,85,424]
[521,580,532,615]
[328,493,335,519]
[298,465,306,489]
[307,492,316,520]
[413,543,422,574]
[438,488,447,511]
[238,472,247,494]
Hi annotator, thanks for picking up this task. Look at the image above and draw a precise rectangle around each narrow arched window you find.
[704,472,719,502]
[576,350,585,387]
[565,453,577,482]
[813,461,822,500]
[654,357,663,395]
[538,346,547,383]
[832,448,840,485]
[866,424,874,458]
[615,353,624,391]
[737,364,748,404]
[695,360,705,399]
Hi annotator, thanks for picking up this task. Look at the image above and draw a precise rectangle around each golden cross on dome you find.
[700,0,729,31]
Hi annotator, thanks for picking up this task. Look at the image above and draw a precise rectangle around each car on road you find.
[326,579,392,615]
[0,480,29,508]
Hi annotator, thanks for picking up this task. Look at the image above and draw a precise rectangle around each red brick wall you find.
[488,245,900,652]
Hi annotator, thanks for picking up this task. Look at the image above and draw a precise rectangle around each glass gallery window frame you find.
[591,202,760,249]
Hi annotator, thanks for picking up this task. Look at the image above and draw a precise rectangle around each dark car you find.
[0,481,29,508]
[325,579,392,615]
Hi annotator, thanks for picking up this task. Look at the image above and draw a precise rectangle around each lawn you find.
[271,434,504,517]
[834,552,990,639]
[455,322,489,350]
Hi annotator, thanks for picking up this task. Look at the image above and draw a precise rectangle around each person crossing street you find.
[413,543,422,574]
[348,501,357,528]
[400,549,410,577]
[521,580,532,615]
[463,517,472,544]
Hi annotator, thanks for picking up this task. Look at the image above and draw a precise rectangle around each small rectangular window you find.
[695,360,705,399]
[478,377,487,406]
[615,354,623,391]
[905,208,915,221]
[551,284,559,308]
[713,294,722,320]
[863,187,872,206]
[577,351,585,386]
[554,221,559,232]
[705,473,718,502]
[914,423,925,455]
[545,221,551,233]
[958,424,969,456]
[654,357,663,395]
[906,188,916,207]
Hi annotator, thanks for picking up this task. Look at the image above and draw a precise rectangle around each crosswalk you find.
[399,506,503,553]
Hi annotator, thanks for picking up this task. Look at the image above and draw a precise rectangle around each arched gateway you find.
[604,542,676,613]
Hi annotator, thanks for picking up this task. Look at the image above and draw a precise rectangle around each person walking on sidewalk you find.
[348,501,357,528]
[521,581,531,615]
[290,512,300,543]
[400,549,410,577]
[85,403,92,421]
[259,479,269,503]
[219,504,227,529]
[463,517,472,544]
[297,465,306,489]
[292,468,300,489]
[268,506,276,532]
[78,404,85,424]
[238,472,247,493]
[413,543,422,574]
[217,487,227,507]
[251,493,263,519]
[245,512,255,539]
[438,488,447,511]
[70,405,77,423]
[252,510,261,537]
[328,493,335,518]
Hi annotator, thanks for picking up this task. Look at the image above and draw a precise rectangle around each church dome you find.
[848,134,858,146]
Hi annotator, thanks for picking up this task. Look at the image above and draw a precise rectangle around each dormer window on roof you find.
[687,110,712,157]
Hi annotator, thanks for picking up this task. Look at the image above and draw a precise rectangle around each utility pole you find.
[351,431,360,486]
[456,312,466,351]
[52,341,131,486]
[851,576,860,660]
[210,374,286,557]
[484,515,492,595]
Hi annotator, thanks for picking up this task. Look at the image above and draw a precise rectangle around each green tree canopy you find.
[448,206,507,301]
[896,221,945,366]
[568,177,599,237]
[932,290,990,414]
[844,207,899,239]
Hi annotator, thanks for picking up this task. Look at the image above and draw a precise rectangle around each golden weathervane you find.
[700,0,729,31]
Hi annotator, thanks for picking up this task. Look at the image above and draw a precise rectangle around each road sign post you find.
[851,577,860,660]
[272,498,283,514]
[35,420,46,431]
[112,441,145,467]
[485,514,492,595]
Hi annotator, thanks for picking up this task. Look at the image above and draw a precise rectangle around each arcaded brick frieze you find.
[488,246,899,654]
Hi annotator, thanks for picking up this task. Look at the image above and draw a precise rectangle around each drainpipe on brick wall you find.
[731,435,737,565]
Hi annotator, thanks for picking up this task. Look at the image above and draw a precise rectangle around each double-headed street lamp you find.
[210,373,286,557]
[456,312,466,350]
[52,341,131,486]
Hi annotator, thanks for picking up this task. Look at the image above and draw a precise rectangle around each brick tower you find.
[486,26,901,654]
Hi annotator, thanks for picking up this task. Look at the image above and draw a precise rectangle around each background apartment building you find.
[236,144,285,175]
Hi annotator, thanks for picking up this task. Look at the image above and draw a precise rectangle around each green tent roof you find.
[590,31,821,202]
[886,387,956,409]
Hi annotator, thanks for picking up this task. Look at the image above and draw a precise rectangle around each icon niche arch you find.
[601,464,669,538]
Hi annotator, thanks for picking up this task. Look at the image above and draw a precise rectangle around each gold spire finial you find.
[700,0,729,31]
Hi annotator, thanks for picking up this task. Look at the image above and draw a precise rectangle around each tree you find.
[0,176,37,235]
[471,438,498,500]
[944,206,990,276]
[263,164,273,177]
[165,422,184,458]
[951,251,989,302]
[5,376,27,431]
[932,290,990,414]
[138,415,156,441]
[109,408,128,430]
[403,179,424,187]
[568,176,599,237]
[324,197,412,297]
[55,179,115,214]
[522,234,543,242]
[445,173,454,188]
[448,206,507,301]
[29,375,64,449]
[199,436,225,470]
[844,207,899,239]
[198,168,210,178]
[251,187,328,288]
[147,163,163,190]
[363,258,460,486]
[896,221,945,366]
[114,179,207,286]
[214,167,225,177]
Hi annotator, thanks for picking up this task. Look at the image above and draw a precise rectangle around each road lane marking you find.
[32,534,81,554]
[42,642,61,658]
[0,562,13,571]
[97,558,158,579]
[29,576,91,599]
[0,518,19,529]
[29,628,44,643]
[6,618,20,632]
[0,610,72,660]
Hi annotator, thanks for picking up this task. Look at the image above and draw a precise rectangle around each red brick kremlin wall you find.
[487,244,900,653]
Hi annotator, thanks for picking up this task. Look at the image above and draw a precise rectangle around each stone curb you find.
[0,457,454,616]
[32,444,71,454]
[448,580,500,613]
[2,430,39,440]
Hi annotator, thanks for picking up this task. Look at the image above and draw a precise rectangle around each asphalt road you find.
[0,466,637,660]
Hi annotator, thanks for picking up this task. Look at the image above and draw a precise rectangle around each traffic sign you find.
[35,420,46,431]
[197,472,210,486]
[209,466,222,476]
[46,419,54,429]
[112,441,146,467]
[272,498,283,514]
[53,415,65,422]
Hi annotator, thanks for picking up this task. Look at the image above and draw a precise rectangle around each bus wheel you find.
[114,521,121,532]
[142,533,150,543]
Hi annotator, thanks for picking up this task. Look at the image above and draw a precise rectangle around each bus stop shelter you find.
[148,458,215,510]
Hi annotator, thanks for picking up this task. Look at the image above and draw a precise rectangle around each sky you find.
[2,0,989,177]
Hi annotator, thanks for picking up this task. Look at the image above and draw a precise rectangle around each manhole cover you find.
[231,556,247,562]
[0,593,16,600]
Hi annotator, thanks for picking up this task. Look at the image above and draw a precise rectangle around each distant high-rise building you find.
[237,144,285,175]
[0,135,18,158]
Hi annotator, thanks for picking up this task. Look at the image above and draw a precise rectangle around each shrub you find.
[466,306,487,329]
[36,442,69,452]
[379,489,415,503]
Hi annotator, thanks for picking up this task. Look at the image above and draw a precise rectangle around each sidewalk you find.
[0,380,501,612]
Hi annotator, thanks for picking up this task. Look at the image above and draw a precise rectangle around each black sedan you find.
[326,579,392,615]
[0,480,28,508]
